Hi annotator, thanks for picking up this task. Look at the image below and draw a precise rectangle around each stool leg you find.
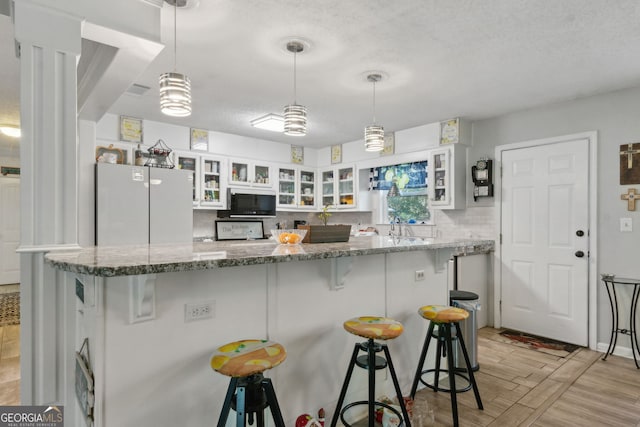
[263,378,286,427]
[236,385,246,427]
[443,323,459,427]
[433,326,444,393]
[330,343,361,427]
[454,322,483,410]
[367,339,376,427]
[218,377,238,427]
[383,344,412,427]
[410,321,435,398]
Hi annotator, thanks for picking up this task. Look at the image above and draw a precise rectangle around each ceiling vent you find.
[164,0,199,8]
[126,83,151,96]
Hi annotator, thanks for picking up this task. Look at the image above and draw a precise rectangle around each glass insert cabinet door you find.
[254,164,270,185]
[431,150,450,205]
[278,167,296,206]
[201,157,223,206]
[338,167,355,206]
[322,170,335,206]
[299,169,315,208]
[230,161,249,184]
[176,153,198,205]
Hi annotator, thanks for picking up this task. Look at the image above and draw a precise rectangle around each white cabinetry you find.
[174,151,199,207]
[200,155,227,209]
[174,151,227,209]
[428,144,466,210]
[229,159,273,188]
[320,165,357,209]
[277,166,316,210]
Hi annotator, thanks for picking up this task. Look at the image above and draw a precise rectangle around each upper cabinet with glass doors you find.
[427,144,466,210]
[277,166,316,210]
[229,159,273,188]
[320,165,357,209]
[200,155,227,209]
[174,151,199,207]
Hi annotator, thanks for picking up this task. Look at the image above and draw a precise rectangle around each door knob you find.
[576,230,584,237]
[575,251,585,258]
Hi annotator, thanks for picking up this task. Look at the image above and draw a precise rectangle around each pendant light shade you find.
[159,72,191,117]
[364,73,384,152]
[160,0,191,117]
[284,41,307,136]
[284,104,307,136]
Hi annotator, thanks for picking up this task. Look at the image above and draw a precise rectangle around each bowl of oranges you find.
[270,229,307,245]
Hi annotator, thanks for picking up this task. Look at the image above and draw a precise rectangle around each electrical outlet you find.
[620,217,633,232]
[185,301,214,322]
[415,270,425,281]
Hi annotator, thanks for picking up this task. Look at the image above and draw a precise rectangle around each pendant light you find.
[284,41,307,136]
[364,73,384,152]
[159,0,192,117]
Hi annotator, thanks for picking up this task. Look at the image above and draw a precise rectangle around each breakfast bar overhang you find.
[45,237,493,427]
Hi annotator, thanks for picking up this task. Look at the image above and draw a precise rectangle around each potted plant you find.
[299,204,351,243]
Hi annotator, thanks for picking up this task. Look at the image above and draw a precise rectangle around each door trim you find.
[494,131,598,350]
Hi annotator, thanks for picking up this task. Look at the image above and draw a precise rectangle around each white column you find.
[14,1,82,405]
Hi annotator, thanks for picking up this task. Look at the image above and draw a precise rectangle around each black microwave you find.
[221,189,276,217]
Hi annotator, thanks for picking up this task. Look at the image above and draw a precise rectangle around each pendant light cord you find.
[372,80,377,124]
[293,50,297,104]
[173,0,177,71]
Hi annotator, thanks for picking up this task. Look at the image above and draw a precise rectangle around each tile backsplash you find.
[193,206,496,241]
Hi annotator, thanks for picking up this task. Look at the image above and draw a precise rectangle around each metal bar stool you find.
[210,339,287,427]
[410,305,483,427]
[330,316,412,427]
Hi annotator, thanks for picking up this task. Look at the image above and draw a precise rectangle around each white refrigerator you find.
[96,163,193,245]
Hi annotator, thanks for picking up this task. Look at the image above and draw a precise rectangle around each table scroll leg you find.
[603,281,616,360]
[630,285,640,369]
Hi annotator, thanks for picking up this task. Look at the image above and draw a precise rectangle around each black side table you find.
[601,275,640,368]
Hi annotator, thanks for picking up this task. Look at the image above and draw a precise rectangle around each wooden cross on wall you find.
[620,143,640,184]
[621,188,639,211]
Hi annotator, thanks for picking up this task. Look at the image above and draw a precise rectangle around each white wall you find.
[472,85,640,345]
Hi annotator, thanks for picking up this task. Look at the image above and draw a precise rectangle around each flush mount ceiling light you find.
[283,41,307,136]
[250,113,285,132]
[364,73,384,152]
[159,0,191,117]
[0,125,21,138]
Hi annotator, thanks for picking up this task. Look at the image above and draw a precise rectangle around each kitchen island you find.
[45,236,493,427]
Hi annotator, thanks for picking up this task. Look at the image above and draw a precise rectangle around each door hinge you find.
[499,300,502,314]
[500,233,502,244]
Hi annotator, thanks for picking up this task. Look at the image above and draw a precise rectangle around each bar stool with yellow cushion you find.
[410,305,482,427]
[330,316,412,427]
[211,339,286,427]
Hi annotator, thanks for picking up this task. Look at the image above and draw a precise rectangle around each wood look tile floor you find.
[353,327,640,427]
[1,325,640,425]
[0,284,20,405]
[0,323,20,405]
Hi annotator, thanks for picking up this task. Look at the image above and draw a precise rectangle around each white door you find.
[501,138,589,346]
[0,177,20,285]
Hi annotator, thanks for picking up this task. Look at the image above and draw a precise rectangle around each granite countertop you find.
[44,236,494,277]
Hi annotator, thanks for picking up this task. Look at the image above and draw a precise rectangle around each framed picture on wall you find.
[331,144,342,164]
[190,128,209,151]
[291,145,304,164]
[380,132,395,156]
[119,116,143,143]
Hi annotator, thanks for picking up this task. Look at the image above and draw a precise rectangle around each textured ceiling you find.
[3,0,640,154]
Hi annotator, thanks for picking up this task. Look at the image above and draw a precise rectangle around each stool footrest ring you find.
[339,401,405,427]
[418,368,473,393]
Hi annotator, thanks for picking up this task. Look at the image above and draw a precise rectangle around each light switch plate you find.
[620,217,633,232]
